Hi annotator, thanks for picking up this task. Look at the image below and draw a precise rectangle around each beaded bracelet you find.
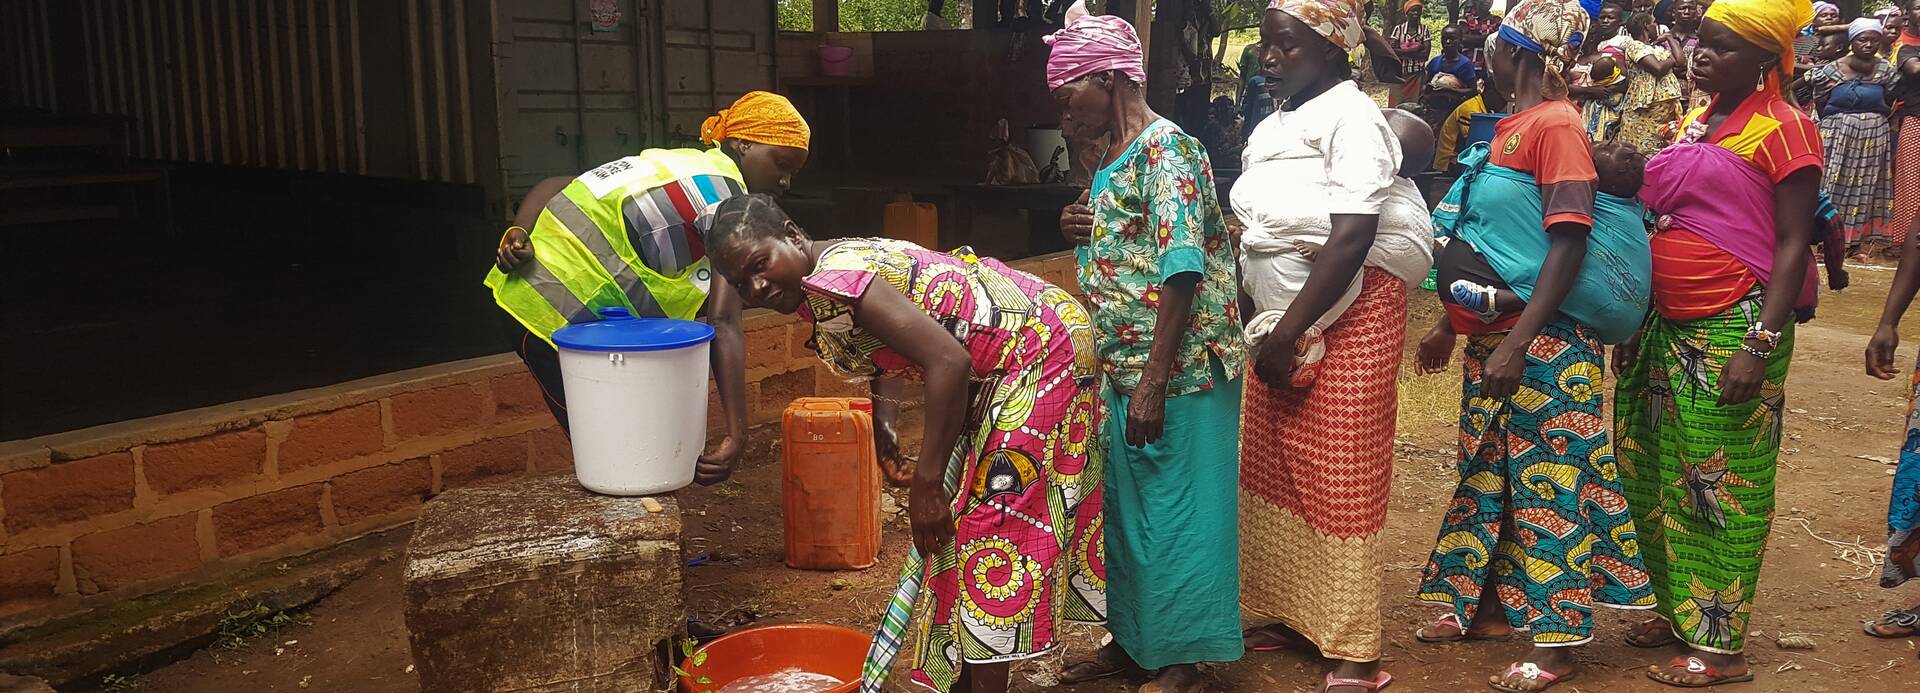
[1739,343,1773,360]
[1745,325,1781,348]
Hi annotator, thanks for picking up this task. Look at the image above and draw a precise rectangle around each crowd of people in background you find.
[491,1,1920,692]
[1187,0,1920,265]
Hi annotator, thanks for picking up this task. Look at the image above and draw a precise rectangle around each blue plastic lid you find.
[551,307,716,352]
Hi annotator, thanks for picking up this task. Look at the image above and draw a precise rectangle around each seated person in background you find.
[1423,25,1481,121]
[1202,95,1247,164]
[1432,38,1508,173]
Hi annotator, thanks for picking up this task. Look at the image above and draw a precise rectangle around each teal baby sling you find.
[1432,142,1652,344]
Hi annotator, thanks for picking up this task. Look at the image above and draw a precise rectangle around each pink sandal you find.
[1490,662,1575,692]
[1321,670,1393,692]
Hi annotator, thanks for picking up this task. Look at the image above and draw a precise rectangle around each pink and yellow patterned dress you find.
[799,238,1105,692]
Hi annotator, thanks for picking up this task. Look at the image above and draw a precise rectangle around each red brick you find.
[0,547,60,615]
[278,403,385,473]
[2,452,134,534]
[788,321,815,360]
[71,514,201,593]
[212,484,325,556]
[441,435,528,490]
[329,458,432,525]
[530,427,574,474]
[491,373,548,421]
[705,385,725,433]
[143,429,267,496]
[813,364,870,398]
[391,384,485,439]
[745,323,791,373]
[751,368,817,426]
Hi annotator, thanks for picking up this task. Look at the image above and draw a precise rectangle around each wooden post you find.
[1146,0,1183,115]
[974,0,997,30]
[814,0,838,33]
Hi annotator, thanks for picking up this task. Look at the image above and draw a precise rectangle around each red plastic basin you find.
[679,623,867,692]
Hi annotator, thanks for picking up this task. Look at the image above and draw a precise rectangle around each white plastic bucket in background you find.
[551,307,715,496]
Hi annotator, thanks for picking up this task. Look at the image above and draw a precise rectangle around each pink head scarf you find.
[1043,1,1147,91]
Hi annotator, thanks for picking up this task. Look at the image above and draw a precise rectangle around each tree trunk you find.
[1147,0,1186,115]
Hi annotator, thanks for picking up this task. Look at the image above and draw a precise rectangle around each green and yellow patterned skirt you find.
[1615,297,1790,655]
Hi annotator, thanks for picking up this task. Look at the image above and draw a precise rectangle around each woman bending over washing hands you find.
[707,195,1104,693]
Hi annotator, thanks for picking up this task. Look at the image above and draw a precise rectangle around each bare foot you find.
[1139,664,1207,693]
[1060,642,1141,684]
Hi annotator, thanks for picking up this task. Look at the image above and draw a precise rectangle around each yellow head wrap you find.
[1703,0,1813,90]
[700,91,811,152]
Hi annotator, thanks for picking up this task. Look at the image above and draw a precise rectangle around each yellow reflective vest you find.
[485,148,746,344]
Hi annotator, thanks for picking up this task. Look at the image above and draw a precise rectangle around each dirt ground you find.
[128,265,1920,692]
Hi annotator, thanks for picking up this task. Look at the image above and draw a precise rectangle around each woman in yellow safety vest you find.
[488,91,810,485]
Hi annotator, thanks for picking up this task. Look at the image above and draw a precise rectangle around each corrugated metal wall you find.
[7,0,486,184]
[2,0,60,113]
[1,0,777,203]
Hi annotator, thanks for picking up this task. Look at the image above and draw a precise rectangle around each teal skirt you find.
[1100,359,1245,668]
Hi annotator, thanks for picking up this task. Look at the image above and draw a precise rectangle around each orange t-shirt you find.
[1446,100,1596,334]
[1650,91,1823,321]
[1488,100,1598,230]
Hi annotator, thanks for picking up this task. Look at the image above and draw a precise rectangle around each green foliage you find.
[214,600,311,650]
[101,674,141,692]
[671,639,715,691]
[778,0,965,32]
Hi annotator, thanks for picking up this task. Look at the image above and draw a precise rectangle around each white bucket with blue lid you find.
[551,307,716,496]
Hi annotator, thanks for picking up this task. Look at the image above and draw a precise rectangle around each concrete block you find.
[403,475,683,693]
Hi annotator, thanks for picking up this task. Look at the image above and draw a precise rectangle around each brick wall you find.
[0,251,1081,627]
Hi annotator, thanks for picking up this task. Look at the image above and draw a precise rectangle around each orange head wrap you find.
[700,91,811,152]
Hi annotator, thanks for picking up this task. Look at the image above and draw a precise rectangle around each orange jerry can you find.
[781,397,882,570]
[883,201,939,250]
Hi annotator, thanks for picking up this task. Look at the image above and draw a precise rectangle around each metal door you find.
[491,0,653,203]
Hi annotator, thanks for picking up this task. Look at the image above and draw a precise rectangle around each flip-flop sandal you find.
[1489,662,1576,692]
[1059,650,1141,684]
[1320,670,1393,692]
[1863,609,1920,638]
[1244,625,1312,653]
[1414,613,1514,643]
[1646,656,1755,688]
[1625,619,1680,648]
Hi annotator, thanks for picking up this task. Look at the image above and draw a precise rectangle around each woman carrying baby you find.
[1232,2,1433,691]
[1409,1,1657,690]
